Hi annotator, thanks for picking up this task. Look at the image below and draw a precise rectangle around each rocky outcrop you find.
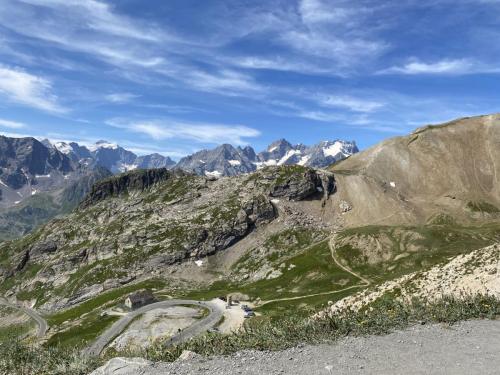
[268,167,335,201]
[79,168,179,208]
[30,240,58,256]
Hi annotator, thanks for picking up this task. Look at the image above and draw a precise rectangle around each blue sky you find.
[0,0,499,158]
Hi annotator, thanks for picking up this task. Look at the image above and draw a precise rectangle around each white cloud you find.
[227,56,337,75]
[107,119,261,145]
[0,119,27,129]
[0,1,167,70]
[299,0,352,24]
[281,30,387,64]
[0,131,32,139]
[184,69,264,95]
[105,92,139,104]
[320,95,385,112]
[297,111,342,122]
[0,65,65,113]
[18,0,164,42]
[379,58,499,75]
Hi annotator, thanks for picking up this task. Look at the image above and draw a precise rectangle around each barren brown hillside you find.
[329,114,500,227]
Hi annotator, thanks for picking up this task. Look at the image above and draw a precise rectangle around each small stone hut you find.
[124,289,156,309]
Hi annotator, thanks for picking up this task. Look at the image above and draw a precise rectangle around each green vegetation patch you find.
[184,241,359,317]
[46,314,119,348]
[466,201,500,213]
[335,223,500,283]
[47,279,167,326]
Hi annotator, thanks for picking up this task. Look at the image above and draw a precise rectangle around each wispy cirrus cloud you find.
[0,0,168,70]
[379,58,500,75]
[299,0,352,24]
[0,64,66,113]
[17,0,165,42]
[106,118,261,145]
[105,92,140,104]
[0,118,27,129]
[319,95,385,112]
[183,69,264,96]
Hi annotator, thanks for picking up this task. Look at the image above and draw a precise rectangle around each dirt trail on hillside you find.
[258,235,370,307]
[328,235,372,286]
[91,319,500,375]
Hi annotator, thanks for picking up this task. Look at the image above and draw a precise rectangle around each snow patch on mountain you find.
[53,142,73,155]
[323,142,345,157]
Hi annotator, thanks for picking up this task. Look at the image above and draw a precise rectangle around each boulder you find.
[30,240,58,256]
[90,358,153,375]
[177,350,201,361]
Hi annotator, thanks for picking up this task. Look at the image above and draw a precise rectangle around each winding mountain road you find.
[0,298,48,338]
[85,299,223,357]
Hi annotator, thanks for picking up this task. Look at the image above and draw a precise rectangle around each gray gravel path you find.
[90,319,500,375]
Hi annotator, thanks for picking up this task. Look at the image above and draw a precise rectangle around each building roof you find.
[126,289,155,303]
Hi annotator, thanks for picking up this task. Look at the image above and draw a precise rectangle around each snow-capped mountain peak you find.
[38,137,357,179]
[53,141,74,155]
[175,138,358,177]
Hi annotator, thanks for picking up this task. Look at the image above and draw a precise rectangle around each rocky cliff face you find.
[79,168,176,209]
[0,165,334,311]
[0,136,75,192]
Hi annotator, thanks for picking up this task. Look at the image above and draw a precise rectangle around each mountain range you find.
[44,139,177,174]
[0,114,499,361]
[0,135,356,241]
[0,136,357,208]
[176,139,358,177]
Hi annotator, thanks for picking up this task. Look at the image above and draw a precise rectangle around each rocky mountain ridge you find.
[175,139,358,177]
[46,140,176,174]
[47,138,358,179]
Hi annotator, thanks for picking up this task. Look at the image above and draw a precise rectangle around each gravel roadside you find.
[91,319,500,375]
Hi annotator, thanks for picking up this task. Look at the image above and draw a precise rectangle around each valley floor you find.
[91,319,500,375]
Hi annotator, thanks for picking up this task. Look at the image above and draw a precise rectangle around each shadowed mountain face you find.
[0,136,117,241]
[0,136,74,190]
[329,114,500,227]
[0,137,177,209]
[0,166,112,241]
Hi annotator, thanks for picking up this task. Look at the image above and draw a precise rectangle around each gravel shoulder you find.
[91,319,500,375]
